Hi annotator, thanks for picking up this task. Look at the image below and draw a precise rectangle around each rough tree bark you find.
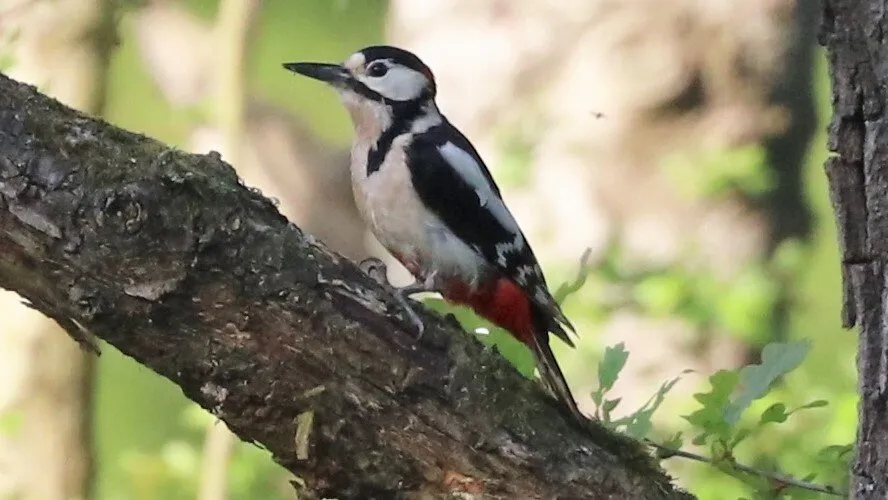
[0,75,694,499]
[821,1,888,498]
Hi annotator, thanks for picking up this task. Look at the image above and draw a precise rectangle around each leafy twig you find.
[554,247,594,303]
[646,440,844,497]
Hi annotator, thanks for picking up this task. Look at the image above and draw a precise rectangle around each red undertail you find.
[443,277,536,346]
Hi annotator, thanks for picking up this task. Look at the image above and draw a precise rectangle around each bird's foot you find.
[359,257,389,285]
[394,281,437,340]
[358,257,432,340]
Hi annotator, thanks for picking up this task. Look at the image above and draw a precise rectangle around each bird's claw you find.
[358,257,426,339]
[359,257,389,285]
[394,288,426,340]
[395,279,438,340]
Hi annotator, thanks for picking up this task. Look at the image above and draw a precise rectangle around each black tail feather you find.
[529,328,587,424]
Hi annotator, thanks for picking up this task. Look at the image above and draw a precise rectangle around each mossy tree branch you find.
[0,73,691,500]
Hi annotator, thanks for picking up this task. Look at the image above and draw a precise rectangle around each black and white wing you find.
[406,120,574,340]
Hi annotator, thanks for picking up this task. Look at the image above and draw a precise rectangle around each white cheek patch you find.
[358,66,428,101]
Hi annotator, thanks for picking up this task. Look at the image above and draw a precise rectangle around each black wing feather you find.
[406,120,526,272]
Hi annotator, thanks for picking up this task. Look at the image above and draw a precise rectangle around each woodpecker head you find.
[284,46,437,133]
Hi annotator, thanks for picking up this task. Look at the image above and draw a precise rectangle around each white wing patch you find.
[437,141,525,253]
[439,142,496,207]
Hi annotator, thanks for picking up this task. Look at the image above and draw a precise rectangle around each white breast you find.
[350,136,487,287]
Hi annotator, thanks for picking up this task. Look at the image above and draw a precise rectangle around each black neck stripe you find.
[344,76,433,176]
[346,78,385,103]
[366,100,425,175]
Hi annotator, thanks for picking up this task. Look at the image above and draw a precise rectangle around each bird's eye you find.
[367,62,389,78]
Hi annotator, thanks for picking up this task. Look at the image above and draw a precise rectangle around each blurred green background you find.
[0,0,853,499]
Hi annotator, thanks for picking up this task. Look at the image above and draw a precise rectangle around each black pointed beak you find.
[282,62,348,84]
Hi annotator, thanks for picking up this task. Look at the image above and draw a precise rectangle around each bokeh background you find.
[0,0,852,499]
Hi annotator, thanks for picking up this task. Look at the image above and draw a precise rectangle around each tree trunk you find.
[0,72,693,500]
[821,1,888,497]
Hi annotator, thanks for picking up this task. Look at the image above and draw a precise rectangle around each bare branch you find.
[649,441,843,497]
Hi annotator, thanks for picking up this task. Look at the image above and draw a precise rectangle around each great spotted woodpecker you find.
[284,46,584,422]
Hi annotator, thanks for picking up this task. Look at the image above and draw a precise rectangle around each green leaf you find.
[729,428,752,450]
[554,248,594,303]
[622,374,685,439]
[683,370,739,442]
[661,432,684,450]
[598,342,629,393]
[724,341,811,425]
[817,444,854,460]
[710,438,731,463]
[603,398,621,413]
[794,399,829,412]
[691,433,709,446]
[759,403,789,425]
[602,398,621,423]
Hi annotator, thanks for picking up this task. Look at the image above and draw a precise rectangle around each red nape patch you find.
[443,278,535,346]
[418,65,436,96]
